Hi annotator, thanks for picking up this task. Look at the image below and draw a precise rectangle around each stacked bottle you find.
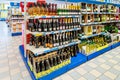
[27,2,57,16]
[57,3,80,15]
[27,44,79,78]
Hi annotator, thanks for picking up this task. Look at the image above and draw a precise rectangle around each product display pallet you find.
[19,45,87,80]
[20,0,120,79]
[19,42,120,80]
[12,32,22,36]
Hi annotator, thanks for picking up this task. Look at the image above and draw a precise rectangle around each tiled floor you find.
[0,21,120,80]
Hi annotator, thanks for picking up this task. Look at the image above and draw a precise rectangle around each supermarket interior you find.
[0,0,120,80]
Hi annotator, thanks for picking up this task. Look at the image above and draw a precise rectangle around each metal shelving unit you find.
[19,0,120,80]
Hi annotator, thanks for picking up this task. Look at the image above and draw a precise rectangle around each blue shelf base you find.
[87,46,112,61]
[19,45,87,80]
[67,53,87,71]
[12,32,22,36]
[111,42,120,49]
[19,45,36,80]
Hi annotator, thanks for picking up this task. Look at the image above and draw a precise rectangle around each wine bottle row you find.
[29,30,81,48]
[57,3,80,15]
[27,17,80,32]
[78,35,111,54]
[81,3,117,13]
[27,44,79,74]
[28,2,57,16]
[81,14,117,23]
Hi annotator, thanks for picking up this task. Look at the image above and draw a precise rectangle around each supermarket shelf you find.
[27,15,80,19]
[80,20,120,26]
[11,32,22,36]
[26,27,81,36]
[11,18,24,20]
[26,40,81,56]
[81,12,119,14]
[19,45,87,80]
[80,32,106,39]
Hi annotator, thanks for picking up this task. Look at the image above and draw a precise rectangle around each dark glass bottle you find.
[38,36,42,47]
[38,19,42,32]
[46,19,49,32]
[56,18,59,31]
[39,60,45,72]
[49,19,52,31]
[34,36,39,48]
[48,56,54,67]
[53,55,57,66]
[44,19,47,32]
[41,20,44,32]
[28,19,34,32]
[63,52,66,61]
[61,18,64,30]
[43,36,46,48]
[70,46,74,57]
[56,55,61,64]
[34,19,38,31]
[29,35,33,46]
[44,59,51,70]
[35,61,40,73]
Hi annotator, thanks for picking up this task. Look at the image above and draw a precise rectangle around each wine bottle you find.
[62,18,65,30]
[70,46,74,57]
[49,19,52,31]
[53,55,57,66]
[29,53,33,65]
[63,52,66,61]
[44,19,47,32]
[48,56,54,67]
[49,34,53,48]
[35,61,40,73]
[56,55,61,64]
[38,36,42,47]
[56,18,59,31]
[46,19,49,32]
[43,36,47,48]
[44,59,51,70]
[28,19,34,32]
[60,53,63,62]
[38,19,42,32]
[41,20,44,32]
[40,60,45,72]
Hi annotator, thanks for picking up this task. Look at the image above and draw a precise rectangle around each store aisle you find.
[0,21,120,80]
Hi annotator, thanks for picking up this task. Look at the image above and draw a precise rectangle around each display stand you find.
[7,2,23,36]
[19,42,120,80]
[19,45,87,80]
[19,0,120,80]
